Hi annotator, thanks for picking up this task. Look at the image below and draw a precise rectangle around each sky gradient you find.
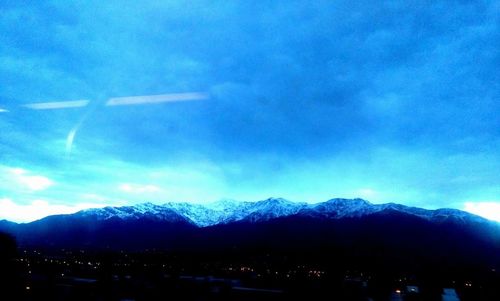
[0,1,499,222]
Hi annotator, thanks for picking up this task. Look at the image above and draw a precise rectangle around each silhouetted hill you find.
[0,232,22,297]
[13,215,197,250]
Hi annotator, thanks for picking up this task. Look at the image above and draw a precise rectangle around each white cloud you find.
[5,167,54,191]
[119,183,161,194]
[18,175,53,191]
[0,198,106,223]
[464,202,500,222]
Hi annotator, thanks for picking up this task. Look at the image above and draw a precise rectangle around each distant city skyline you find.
[0,1,499,222]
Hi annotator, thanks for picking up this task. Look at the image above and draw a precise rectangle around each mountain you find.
[79,202,193,223]
[0,198,499,262]
[151,197,306,226]
[1,198,499,301]
[3,204,196,250]
[1,197,498,231]
[1,197,498,229]
[0,220,17,233]
[298,198,376,218]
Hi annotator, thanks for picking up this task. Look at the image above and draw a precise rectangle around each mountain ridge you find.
[79,197,495,227]
[1,198,499,268]
[0,197,496,227]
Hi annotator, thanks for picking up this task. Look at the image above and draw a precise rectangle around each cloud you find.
[119,183,161,194]
[464,202,500,222]
[111,163,227,202]
[2,167,54,191]
[0,198,106,223]
[0,1,498,213]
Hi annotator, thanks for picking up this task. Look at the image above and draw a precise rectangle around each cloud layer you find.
[0,1,499,221]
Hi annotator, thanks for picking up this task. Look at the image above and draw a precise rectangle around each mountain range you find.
[7,197,492,227]
[1,197,500,270]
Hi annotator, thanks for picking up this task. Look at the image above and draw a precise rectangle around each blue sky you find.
[0,1,499,222]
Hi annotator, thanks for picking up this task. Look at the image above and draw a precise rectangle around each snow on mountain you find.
[78,202,190,223]
[74,198,491,228]
[373,203,488,224]
[161,198,305,226]
[202,199,256,224]
[240,198,308,222]
[299,199,490,224]
[301,198,376,218]
[162,202,223,227]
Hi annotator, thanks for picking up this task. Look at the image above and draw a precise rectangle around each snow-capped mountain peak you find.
[73,198,491,228]
[322,198,372,209]
[302,198,375,218]
[238,197,307,223]
[78,203,189,223]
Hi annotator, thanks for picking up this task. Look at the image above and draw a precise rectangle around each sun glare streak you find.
[106,92,209,106]
[65,92,208,156]
[0,107,8,112]
[66,128,78,155]
[65,101,100,157]
[23,100,90,110]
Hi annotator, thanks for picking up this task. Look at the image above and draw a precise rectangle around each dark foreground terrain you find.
[1,201,500,300]
[1,234,499,301]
